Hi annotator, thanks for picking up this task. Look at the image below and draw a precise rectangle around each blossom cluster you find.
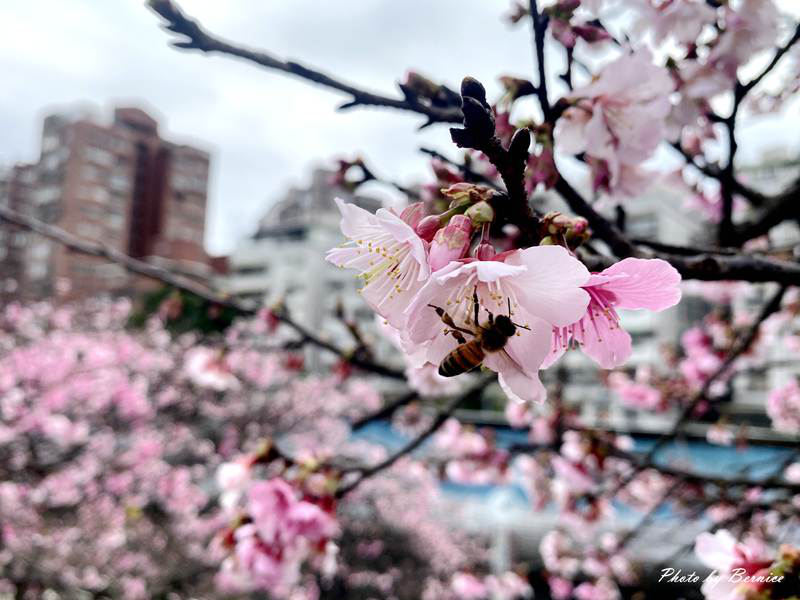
[695,529,800,600]
[326,194,681,406]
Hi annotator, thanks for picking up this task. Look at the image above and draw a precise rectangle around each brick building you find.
[0,106,216,302]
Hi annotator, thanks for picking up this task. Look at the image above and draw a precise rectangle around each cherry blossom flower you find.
[710,0,782,75]
[545,258,682,369]
[405,246,590,403]
[555,50,674,197]
[766,379,800,433]
[785,462,800,484]
[694,530,774,600]
[706,422,735,446]
[486,571,533,599]
[608,370,663,411]
[223,478,338,594]
[326,198,430,328]
[184,346,240,391]
[634,0,718,45]
[450,572,488,599]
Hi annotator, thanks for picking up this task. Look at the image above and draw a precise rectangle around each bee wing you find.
[482,348,547,404]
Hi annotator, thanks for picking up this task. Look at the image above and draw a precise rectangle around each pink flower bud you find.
[415,215,442,242]
[475,243,496,260]
[573,24,612,44]
[428,215,473,271]
[399,202,425,229]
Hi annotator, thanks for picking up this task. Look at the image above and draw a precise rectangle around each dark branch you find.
[147,0,463,126]
[528,0,552,122]
[0,204,406,380]
[554,177,638,258]
[740,23,800,96]
[729,176,800,245]
[336,378,489,497]
[644,285,788,462]
[350,390,419,431]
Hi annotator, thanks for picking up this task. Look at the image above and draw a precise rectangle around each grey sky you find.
[1,1,798,255]
[0,0,540,255]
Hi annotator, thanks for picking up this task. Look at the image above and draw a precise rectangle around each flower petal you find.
[506,246,591,327]
[600,258,682,311]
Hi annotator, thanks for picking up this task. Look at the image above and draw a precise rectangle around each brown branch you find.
[740,23,800,96]
[646,285,787,460]
[553,177,638,258]
[0,204,405,380]
[336,377,490,497]
[528,0,552,122]
[448,77,540,245]
[669,141,767,207]
[350,389,419,432]
[147,0,462,127]
[729,176,800,245]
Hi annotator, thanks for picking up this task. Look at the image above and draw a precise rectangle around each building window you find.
[85,146,115,167]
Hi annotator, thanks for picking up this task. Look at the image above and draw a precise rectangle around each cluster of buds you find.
[539,211,590,250]
[413,183,499,268]
[498,75,537,105]
[400,70,461,108]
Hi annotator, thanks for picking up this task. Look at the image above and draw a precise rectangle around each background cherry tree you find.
[2,0,800,598]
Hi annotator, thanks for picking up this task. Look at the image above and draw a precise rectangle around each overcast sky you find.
[1,1,798,255]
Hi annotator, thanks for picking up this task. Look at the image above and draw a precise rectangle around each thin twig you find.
[147,0,462,127]
[336,377,490,497]
[0,204,405,380]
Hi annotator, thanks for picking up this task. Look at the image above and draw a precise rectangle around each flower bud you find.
[441,182,474,203]
[475,243,496,260]
[415,214,442,241]
[573,24,612,44]
[465,200,495,225]
[570,217,589,235]
[429,215,473,271]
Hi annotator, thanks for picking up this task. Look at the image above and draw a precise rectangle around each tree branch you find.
[0,204,406,380]
[350,389,419,431]
[528,0,552,122]
[147,0,462,127]
[554,177,638,258]
[641,285,788,463]
[336,377,489,497]
[729,176,800,245]
[740,23,800,97]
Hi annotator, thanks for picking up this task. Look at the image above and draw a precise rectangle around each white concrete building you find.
[222,169,387,369]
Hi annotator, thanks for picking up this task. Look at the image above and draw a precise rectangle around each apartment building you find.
[0,106,215,302]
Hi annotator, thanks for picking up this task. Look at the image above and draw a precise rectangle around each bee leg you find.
[427,304,474,337]
[472,286,480,327]
[449,330,467,344]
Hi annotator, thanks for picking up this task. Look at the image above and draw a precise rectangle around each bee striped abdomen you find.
[438,340,485,377]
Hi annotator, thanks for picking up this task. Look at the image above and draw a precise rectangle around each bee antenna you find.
[513,321,530,331]
[507,297,511,316]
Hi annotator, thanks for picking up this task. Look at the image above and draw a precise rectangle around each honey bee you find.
[429,288,529,377]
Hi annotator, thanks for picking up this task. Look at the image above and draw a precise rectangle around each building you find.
[222,168,388,369]
[0,106,215,302]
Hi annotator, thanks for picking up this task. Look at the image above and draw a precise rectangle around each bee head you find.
[494,315,516,337]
